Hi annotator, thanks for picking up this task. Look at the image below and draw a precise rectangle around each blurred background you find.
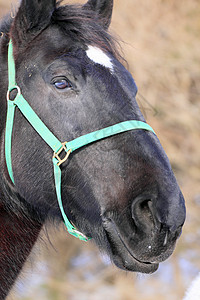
[1,0,200,299]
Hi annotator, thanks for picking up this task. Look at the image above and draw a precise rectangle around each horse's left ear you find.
[11,0,56,49]
[83,0,113,29]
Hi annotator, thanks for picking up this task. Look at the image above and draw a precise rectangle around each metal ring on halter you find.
[7,86,21,101]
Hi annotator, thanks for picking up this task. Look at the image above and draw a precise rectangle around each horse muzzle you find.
[102,191,185,273]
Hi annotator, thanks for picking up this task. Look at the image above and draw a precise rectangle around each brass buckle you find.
[53,142,72,166]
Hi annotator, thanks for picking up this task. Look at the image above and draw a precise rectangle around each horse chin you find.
[112,255,159,274]
[104,230,159,274]
[102,217,176,274]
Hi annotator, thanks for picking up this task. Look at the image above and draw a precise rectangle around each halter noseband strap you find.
[5,40,155,241]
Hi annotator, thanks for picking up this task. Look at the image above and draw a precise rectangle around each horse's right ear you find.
[11,0,56,49]
[83,0,113,29]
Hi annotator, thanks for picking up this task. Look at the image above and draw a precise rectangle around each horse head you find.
[0,0,185,274]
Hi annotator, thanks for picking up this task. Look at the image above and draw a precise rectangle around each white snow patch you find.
[183,273,200,300]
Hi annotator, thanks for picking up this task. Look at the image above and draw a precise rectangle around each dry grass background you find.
[0,0,200,299]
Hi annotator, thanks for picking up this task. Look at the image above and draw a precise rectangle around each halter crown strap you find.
[7,39,16,90]
[5,40,155,242]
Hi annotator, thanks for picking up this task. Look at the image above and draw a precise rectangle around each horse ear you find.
[11,0,56,48]
[83,0,113,29]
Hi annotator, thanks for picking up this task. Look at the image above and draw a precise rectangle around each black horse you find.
[0,0,185,298]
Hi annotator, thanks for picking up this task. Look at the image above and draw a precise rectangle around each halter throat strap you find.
[5,40,155,241]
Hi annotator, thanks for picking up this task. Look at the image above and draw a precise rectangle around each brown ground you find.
[1,0,200,299]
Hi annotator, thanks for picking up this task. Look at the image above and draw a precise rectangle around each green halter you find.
[5,40,155,241]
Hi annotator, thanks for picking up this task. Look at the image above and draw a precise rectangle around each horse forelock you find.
[51,4,120,59]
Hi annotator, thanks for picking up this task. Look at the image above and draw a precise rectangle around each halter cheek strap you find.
[5,40,156,241]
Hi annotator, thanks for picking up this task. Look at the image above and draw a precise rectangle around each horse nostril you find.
[131,197,159,232]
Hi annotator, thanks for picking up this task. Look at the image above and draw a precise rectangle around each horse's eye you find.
[54,79,72,90]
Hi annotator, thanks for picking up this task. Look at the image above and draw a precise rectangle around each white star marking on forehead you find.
[86,45,114,72]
